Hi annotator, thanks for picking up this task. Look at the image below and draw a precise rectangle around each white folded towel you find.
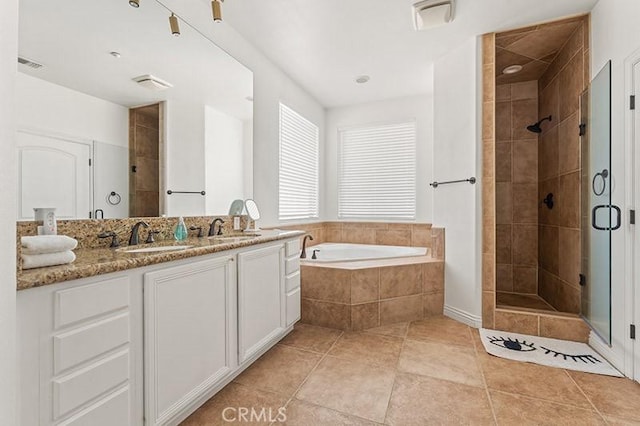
[21,235,78,255]
[21,251,76,270]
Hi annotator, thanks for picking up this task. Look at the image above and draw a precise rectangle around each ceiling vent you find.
[17,56,44,69]
[412,0,455,31]
[132,74,173,91]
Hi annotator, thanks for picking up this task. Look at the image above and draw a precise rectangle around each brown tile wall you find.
[495,81,539,296]
[129,105,160,217]
[481,16,591,343]
[537,19,588,314]
[301,261,444,331]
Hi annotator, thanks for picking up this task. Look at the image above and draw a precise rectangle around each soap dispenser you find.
[174,217,188,241]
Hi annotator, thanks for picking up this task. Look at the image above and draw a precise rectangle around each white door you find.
[17,130,92,220]
[237,244,285,364]
[144,255,237,426]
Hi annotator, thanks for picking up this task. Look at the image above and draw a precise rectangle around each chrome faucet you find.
[300,235,314,259]
[129,221,149,245]
[208,218,225,236]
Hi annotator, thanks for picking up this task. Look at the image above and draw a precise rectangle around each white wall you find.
[432,38,482,323]
[15,73,128,147]
[591,0,640,375]
[0,0,18,423]
[204,106,245,214]
[324,94,434,223]
[161,0,326,227]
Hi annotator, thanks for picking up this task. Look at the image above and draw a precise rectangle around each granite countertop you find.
[17,229,304,290]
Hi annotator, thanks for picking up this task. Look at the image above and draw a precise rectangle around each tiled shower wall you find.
[495,81,539,295]
[537,18,589,313]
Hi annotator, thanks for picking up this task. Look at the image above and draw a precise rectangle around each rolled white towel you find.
[21,235,78,255]
[22,251,76,270]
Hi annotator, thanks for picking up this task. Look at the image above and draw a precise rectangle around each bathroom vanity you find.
[17,231,302,426]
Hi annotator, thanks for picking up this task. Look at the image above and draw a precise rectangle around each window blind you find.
[338,121,416,219]
[278,103,319,220]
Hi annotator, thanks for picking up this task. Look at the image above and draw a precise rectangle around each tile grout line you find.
[277,329,346,422]
[382,319,413,425]
[563,370,608,423]
[469,326,499,425]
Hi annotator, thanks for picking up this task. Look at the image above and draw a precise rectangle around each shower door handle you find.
[591,204,621,231]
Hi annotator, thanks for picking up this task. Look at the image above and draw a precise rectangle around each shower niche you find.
[492,15,593,316]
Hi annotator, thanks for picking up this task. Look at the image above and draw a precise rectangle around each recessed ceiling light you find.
[129,0,139,8]
[502,65,523,75]
[245,96,254,102]
[355,75,370,84]
[109,51,121,58]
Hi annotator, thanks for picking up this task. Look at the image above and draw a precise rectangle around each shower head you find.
[526,116,552,134]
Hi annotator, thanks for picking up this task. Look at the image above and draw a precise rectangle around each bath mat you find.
[479,328,622,377]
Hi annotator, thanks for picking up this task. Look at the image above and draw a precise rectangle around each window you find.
[338,121,416,219]
[278,103,319,220]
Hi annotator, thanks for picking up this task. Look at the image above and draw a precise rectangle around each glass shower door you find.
[581,61,615,344]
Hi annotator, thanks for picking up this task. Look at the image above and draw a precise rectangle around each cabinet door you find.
[144,255,236,426]
[237,244,285,364]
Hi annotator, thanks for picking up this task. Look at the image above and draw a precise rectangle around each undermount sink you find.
[209,235,259,242]
[118,245,193,254]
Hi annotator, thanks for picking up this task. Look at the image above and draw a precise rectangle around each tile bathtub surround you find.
[183,316,640,425]
[301,261,444,331]
[273,221,442,255]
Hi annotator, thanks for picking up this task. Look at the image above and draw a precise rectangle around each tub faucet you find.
[300,235,314,259]
[208,218,225,236]
[129,221,149,245]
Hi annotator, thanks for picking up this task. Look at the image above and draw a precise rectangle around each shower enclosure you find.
[492,16,612,334]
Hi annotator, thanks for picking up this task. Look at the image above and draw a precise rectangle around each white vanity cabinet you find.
[237,244,285,364]
[143,254,236,426]
[17,235,302,426]
[17,273,143,426]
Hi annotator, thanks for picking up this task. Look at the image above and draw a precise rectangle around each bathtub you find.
[300,243,427,263]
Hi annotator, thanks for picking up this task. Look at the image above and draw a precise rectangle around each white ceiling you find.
[18,0,253,120]
[222,0,599,107]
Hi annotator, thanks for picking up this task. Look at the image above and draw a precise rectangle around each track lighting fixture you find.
[212,0,224,23]
[129,0,140,8]
[169,13,180,36]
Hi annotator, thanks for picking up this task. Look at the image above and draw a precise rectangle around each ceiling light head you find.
[413,0,455,31]
[109,51,121,58]
[169,13,180,36]
[212,0,224,23]
[129,0,140,8]
[355,75,370,84]
[502,64,523,75]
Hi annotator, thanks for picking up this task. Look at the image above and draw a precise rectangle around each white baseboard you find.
[444,305,482,328]
[589,331,625,373]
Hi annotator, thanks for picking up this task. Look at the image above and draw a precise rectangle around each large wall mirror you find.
[17,0,253,220]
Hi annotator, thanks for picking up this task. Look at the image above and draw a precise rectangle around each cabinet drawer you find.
[285,239,301,257]
[286,288,301,327]
[58,386,130,426]
[285,271,300,293]
[285,257,300,275]
[55,276,129,329]
[54,313,130,374]
[53,349,129,419]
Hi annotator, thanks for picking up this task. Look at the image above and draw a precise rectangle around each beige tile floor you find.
[182,316,640,425]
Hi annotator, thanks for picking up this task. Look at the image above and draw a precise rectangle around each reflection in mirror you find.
[228,199,245,216]
[244,199,261,232]
[16,0,253,220]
